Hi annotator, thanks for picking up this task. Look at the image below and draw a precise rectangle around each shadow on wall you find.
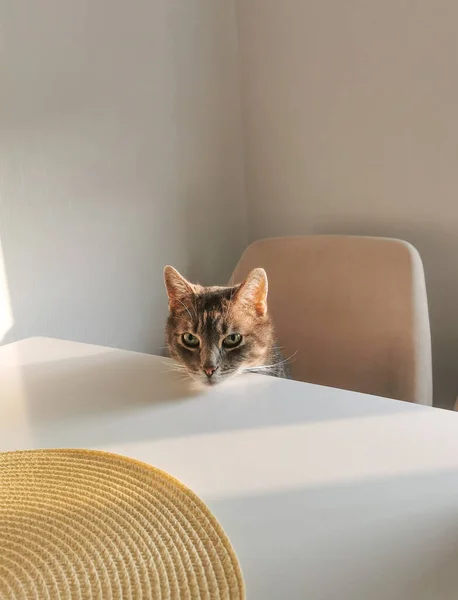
[0,0,247,354]
[0,143,246,354]
[309,219,457,410]
[181,184,244,287]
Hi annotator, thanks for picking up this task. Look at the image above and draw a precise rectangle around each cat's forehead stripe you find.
[198,288,235,311]
[199,309,223,338]
[190,289,236,335]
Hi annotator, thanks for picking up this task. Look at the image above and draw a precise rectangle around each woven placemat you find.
[0,449,245,599]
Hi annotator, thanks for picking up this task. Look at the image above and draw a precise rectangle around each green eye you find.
[182,333,199,348]
[223,333,242,348]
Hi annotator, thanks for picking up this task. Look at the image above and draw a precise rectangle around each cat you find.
[163,265,288,386]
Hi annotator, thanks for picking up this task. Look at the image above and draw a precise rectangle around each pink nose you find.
[203,366,218,378]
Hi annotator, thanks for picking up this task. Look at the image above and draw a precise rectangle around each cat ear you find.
[163,266,195,311]
[235,268,268,316]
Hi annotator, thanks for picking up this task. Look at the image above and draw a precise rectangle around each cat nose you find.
[203,365,218,378]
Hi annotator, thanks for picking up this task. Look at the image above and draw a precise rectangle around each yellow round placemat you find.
[0,449,245,599]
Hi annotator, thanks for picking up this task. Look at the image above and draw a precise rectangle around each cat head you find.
[164,266,275,386]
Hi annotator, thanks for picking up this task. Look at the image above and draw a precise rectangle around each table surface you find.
[1,337,458,599]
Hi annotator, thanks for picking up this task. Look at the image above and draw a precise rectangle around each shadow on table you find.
[9,349,199,421]
[6,345,434,448]
[209,468,458,600]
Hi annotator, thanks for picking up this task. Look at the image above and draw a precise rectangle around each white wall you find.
[2,1,455,407]
[0,0,246,353]
[236,0,458,408]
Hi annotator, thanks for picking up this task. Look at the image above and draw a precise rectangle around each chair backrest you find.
[231,236,432,405]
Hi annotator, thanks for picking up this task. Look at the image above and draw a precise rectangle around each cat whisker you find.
[163,364,195,382]
[168,371,189,380]
[174,375,192,383]
[164,364,187,374]
[162,362,188,374]
[161,359,181,367]
[244,350,298,372]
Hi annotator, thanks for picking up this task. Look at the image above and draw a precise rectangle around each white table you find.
[1,337,458,599]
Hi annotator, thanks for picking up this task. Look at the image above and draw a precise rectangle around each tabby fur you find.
[164,266,287,386]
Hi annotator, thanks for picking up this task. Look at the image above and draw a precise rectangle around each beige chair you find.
[231,236,432,405]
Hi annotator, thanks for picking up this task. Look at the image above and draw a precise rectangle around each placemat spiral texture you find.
[0,449,245,599]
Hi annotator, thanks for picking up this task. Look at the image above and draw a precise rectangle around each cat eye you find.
[182,333,199,348]
[222,333,242,348]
